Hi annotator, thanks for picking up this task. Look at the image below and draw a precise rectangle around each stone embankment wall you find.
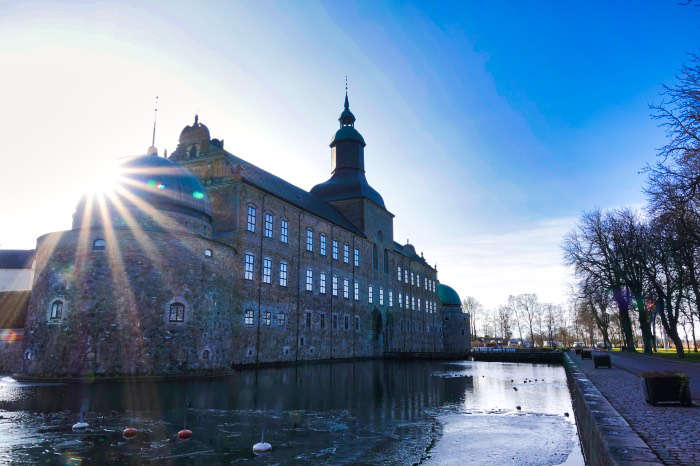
[563,353,661,466]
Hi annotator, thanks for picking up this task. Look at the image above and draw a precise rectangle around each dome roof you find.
[330,125,365,147]
[179,115,210,146]
[119,153,211,219]
[310,170,385,208]
[437,284,461,307]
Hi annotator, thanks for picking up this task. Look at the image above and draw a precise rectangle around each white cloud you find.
[433,217,577,309]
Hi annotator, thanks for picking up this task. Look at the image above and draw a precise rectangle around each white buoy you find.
[253,441,272,454]
[72,421,89,431]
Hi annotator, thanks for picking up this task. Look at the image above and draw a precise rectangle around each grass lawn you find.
[612,347,700,362]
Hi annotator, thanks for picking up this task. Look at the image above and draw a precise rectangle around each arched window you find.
[204,248,213,257]
[201,349,210,360]
[188,145,198,159]
[169,302,185,322]
[93,239,106,250]
[50,300,63,320]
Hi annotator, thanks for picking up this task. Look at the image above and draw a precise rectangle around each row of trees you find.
[562,57,700,356]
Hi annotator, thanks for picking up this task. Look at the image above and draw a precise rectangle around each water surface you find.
[0,360,583,464]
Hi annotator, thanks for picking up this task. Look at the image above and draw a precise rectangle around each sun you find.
[87,159,122,195]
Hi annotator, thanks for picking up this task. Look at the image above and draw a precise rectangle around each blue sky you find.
[1,1,698,307]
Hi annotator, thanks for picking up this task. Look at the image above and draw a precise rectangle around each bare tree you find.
[513,294,539,347]
[462,296,482,340]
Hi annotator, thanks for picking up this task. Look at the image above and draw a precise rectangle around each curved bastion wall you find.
[22,227,236,377]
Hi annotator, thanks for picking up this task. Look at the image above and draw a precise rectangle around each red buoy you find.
[122,427,138,440]
[177,429,192,440]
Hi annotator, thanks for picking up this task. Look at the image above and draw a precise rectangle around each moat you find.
[0,360,584,465]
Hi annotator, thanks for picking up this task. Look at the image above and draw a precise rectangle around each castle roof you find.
[0,250,34,269]
[392,241,432,268]
[223,152,364,236]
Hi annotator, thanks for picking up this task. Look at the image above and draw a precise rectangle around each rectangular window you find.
[168,303,184,322]
[404,269,408,283]
[389,291,393,307]
[418,298,421,311]
[264,213,273,238]
[244,309,254,326]
[276,313,286,326]
[332,275,338,296]
[320,234,327,256]
[412,296,415,310]
[306,228,313,252]
[355,315,360,331]
[332,240,339,260]
[279,261,288,287]
[263,257,271,283]
[306,269,313,292]
[305,311,312,328]
[344,315,349,330]
[398,266,402,281]
[247,205,256,232]
[320,313,325,329]
[280,219,289,243]
[333,314,338,329]
[379,287,384,305]
[354,248,359,267]
[343,279,349,299]
[433,281,436,293]
[406,294,410,309]
[398,292,402,308]
[368,285,373,304]
[244,253,254,280]
[264,311,271,326]
[416,273,420,287]
[410,272,414,286]
[425,277,428,290]
[354,281,359,301]
[343,243,349,264]
[320,272,326,294]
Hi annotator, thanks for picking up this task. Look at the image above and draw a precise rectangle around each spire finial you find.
[151,95,159,150]
[344,76,349,110]
[339,77,356,127]
[194,114,199,126]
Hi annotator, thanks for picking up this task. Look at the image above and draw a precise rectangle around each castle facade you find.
[19,95,469,378]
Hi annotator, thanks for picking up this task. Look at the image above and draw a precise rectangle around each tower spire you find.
[148,96,159,156]
[339,77,355,127]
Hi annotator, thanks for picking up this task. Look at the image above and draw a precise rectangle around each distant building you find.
[15,94,469,378]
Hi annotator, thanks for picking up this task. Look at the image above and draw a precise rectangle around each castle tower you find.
[311,92,394,273]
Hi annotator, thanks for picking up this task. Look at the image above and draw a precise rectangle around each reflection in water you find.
[0,360,583,465]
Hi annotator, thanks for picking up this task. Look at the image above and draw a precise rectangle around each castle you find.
[14,94,469,378]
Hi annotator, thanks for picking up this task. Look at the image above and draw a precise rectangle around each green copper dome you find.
[437,284,461,307]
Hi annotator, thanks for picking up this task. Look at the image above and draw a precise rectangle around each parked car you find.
[594,342,610,350]
[573,342,586,349]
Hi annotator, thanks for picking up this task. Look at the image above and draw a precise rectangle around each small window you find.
[280,219,289,243]
[50,299,63,320]
[397,266,402,281]
[398,293,403,308]
[354,281,359,301]
[244,253,255,280]
[93,239,106,250]
[320,313,325,329]
[169,302,185,322]
[368,285,373,304]
[276,313,286,326]
[343,243,349,264]
[379,287,384,305]
[300,336,305,347]
[306,228,313,252]
[354,248,359,267]
[320,272,326,294]
[264,311,271,326]
[418,298,421,311]
[244,309,254,326]
[332,275,338,296]
[416,273,420,287]
[412,296,415,310]
[333,314,338,329]
[264,213,273,238]
[344,315,349,330]
[279,261,288,287]
[389,291,393,307]
[355,315,360,331]
[263,257,272,284]
[201,349,210,360]
[305,311,312,328]
[343,279,349,299]
[204,248,213,258]
[320,234,327,256]
[404,269,408,283]
[247,205,256,232]
[332,240,339,260]
[411,272,414,286]
[306,269,313,292]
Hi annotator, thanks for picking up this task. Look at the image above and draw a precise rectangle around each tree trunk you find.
[634,298,654,354]
[614,292,636,352]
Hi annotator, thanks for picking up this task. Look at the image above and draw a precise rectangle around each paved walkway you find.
[572,352,700,465]
[610,352,700,400]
